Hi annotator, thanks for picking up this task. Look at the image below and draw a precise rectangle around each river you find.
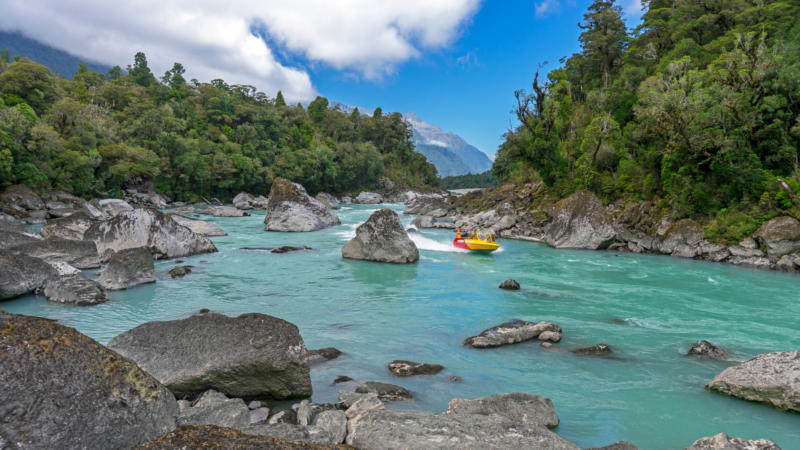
[3,203,799,449]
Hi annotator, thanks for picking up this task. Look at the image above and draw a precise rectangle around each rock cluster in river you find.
[706,351,799,412]
[342,208,419,263]
[464,320,562,348]
[264,178,341,232]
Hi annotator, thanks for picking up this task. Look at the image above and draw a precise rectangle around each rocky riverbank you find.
[403,183,800,274]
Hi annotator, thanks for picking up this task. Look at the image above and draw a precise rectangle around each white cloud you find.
[534,0,563,18]
[456,50,479,69]
[0,0,481,101]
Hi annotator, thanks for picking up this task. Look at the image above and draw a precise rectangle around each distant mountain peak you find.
[403,111,492,177]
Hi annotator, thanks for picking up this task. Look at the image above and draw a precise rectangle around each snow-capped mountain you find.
[404,112,493,177]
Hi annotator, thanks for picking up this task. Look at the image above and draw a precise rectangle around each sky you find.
[0,0,644,157]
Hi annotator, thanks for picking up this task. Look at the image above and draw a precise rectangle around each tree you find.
[0,58,56,113]
[275,90,286,106]
[127,52,154,87]
[578,0,628,89]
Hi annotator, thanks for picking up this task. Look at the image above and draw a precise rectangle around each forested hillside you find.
[493,0,800,241]
[0,31,111,78]
[0,52,438,201]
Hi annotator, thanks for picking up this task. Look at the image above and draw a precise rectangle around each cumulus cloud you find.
[0,0,481,101]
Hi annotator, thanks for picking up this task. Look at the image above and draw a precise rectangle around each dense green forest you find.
[440,171,499,189]
[0,52,438,201]
[493,0,800,241]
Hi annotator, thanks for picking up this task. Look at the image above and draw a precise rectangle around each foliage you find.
[440,171,499,189]
[0,53,438,198]
[495,0,800,227]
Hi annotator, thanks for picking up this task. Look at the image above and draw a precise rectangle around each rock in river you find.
[341,208,419,264]
[446,392,560,429]
[40,210,96,240]
[685,433,780,450]
[307,347,343,365]
[544,190,617,250]
[168,213,228,236]
[98,247,156,290]
[85,208,217,261]
[44,274,109,305]
[706,351,799,412]
[204,205,250,217]
[571,344,613,356]
[264,178,341,232]
[108,312,312,401]
[354,381,412,401]
[0,250,57,300]
[687,340,726,360]
[464,320,562,348]
[499,278,520,290]
[388,360,444,377]
[169,265,193,278]
[354,191,383,204]
[0,312,178,449]
[7,237,100,269]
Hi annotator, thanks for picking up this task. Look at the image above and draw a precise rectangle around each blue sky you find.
[310,0,644,157]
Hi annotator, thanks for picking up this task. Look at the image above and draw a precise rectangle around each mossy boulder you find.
[265,178,341,232]
[658,219,704,257]
[0,312,178,448]
[342,209,418,264]
[753,216,800,259]
[544,190,617,250]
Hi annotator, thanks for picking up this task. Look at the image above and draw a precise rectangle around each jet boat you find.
[453,228,500,253]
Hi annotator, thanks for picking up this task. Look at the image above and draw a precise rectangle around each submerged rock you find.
[345,408,578,449]
[685,433,780,450]
[706,351,799,412]
[446,392,560,429]
[169,265,193,278]
[571,344,613,356]
[687,340,726,360]
[0,250,58,300]
[544,190,617,250]
[464,320,562,348]
[308,347,343,365]
[387,360,444,377]
[341,209,419,264]
[40,210,96,240]
[0,312,178,449]
[136,425,340,449]
[86,208,217,261]
[44,274,109,305]
[108,312,312,401]
[98,247,156,290]
[168,213,228,236]
[333,376,353,384]
[499,278,520,290]
[204,205,250,217]
[264,178,341,232]
[354,381,412,401]
[272,245,312,253]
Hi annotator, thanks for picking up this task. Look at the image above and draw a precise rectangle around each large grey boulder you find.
[345,408,578,449]
[7,237,100,269]
[0,230,41,249]
[706,351,799,412]
[0,250,58,300]
[658,219,704,257]
[92,198,134,217]
[40,210,96,240]
[232,192,269,210]
[0,184,44,210]
[85,208,217,261]
[204,206,250,217]
[314,410,347,444]
[44,274,109,305]
[264,178,341,232]
[97,247,156,290]
[355,192,383,204]
[315,193,340,209]
[342,209,418,264]
[177,390,251,428]
[753,216,800,259]
[544,190,616,250]
[0,312,178,449]
[168,213,227,236]
[685,433,780,450]
[464,320,562,348]
[446,392,560,429]
[108,312,312,401]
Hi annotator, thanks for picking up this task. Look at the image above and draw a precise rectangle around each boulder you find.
[40,210,96,240]
[341,209,419,264]
[345,408,579,449]
[250,407,270,425]
[85,208,217,261]
[387,360,444,377]
[168,213,228,236]
[0,312,177,449]
[315,193,340,210]
[464,320,562,348]
[0,250,58,300]
[572,344,613,356]
[0,184,44,210]
[44,274,109,305]
[687,340,726,360]
[753,216,800,259]
[7,237,100,269]
[108,312,312,401]
[354,192,383,204]
[169,265,193,278]
[499,279,520,290]
[544,190,616,250]
[233,192,256,210]
[354,382,412,401]
[333,376,353,384]
[344,394,384,419]
[308,347,343,365]
[706,351,799,412]
[272,245,312,253]
[411,215,437,229]
[93,198,134,217]
[204,205,250,217]
[659,219,704,256]
[775,253,800,272]
[314,410,347,444]
[685,433,780,450]
[136,425,341,449]
[264,178,341,232]
[338,391,377,409]
[0,230,41,249]
[242,423,338,446]
[98,247,156,290]
[446,392,560,429]
[0,212,24,231]
[268,409,298,425]
[177,390,251,428]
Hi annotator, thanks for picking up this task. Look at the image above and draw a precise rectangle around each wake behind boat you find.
[454,228,500,253]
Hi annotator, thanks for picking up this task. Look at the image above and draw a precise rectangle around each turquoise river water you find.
[3,203,799,449]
